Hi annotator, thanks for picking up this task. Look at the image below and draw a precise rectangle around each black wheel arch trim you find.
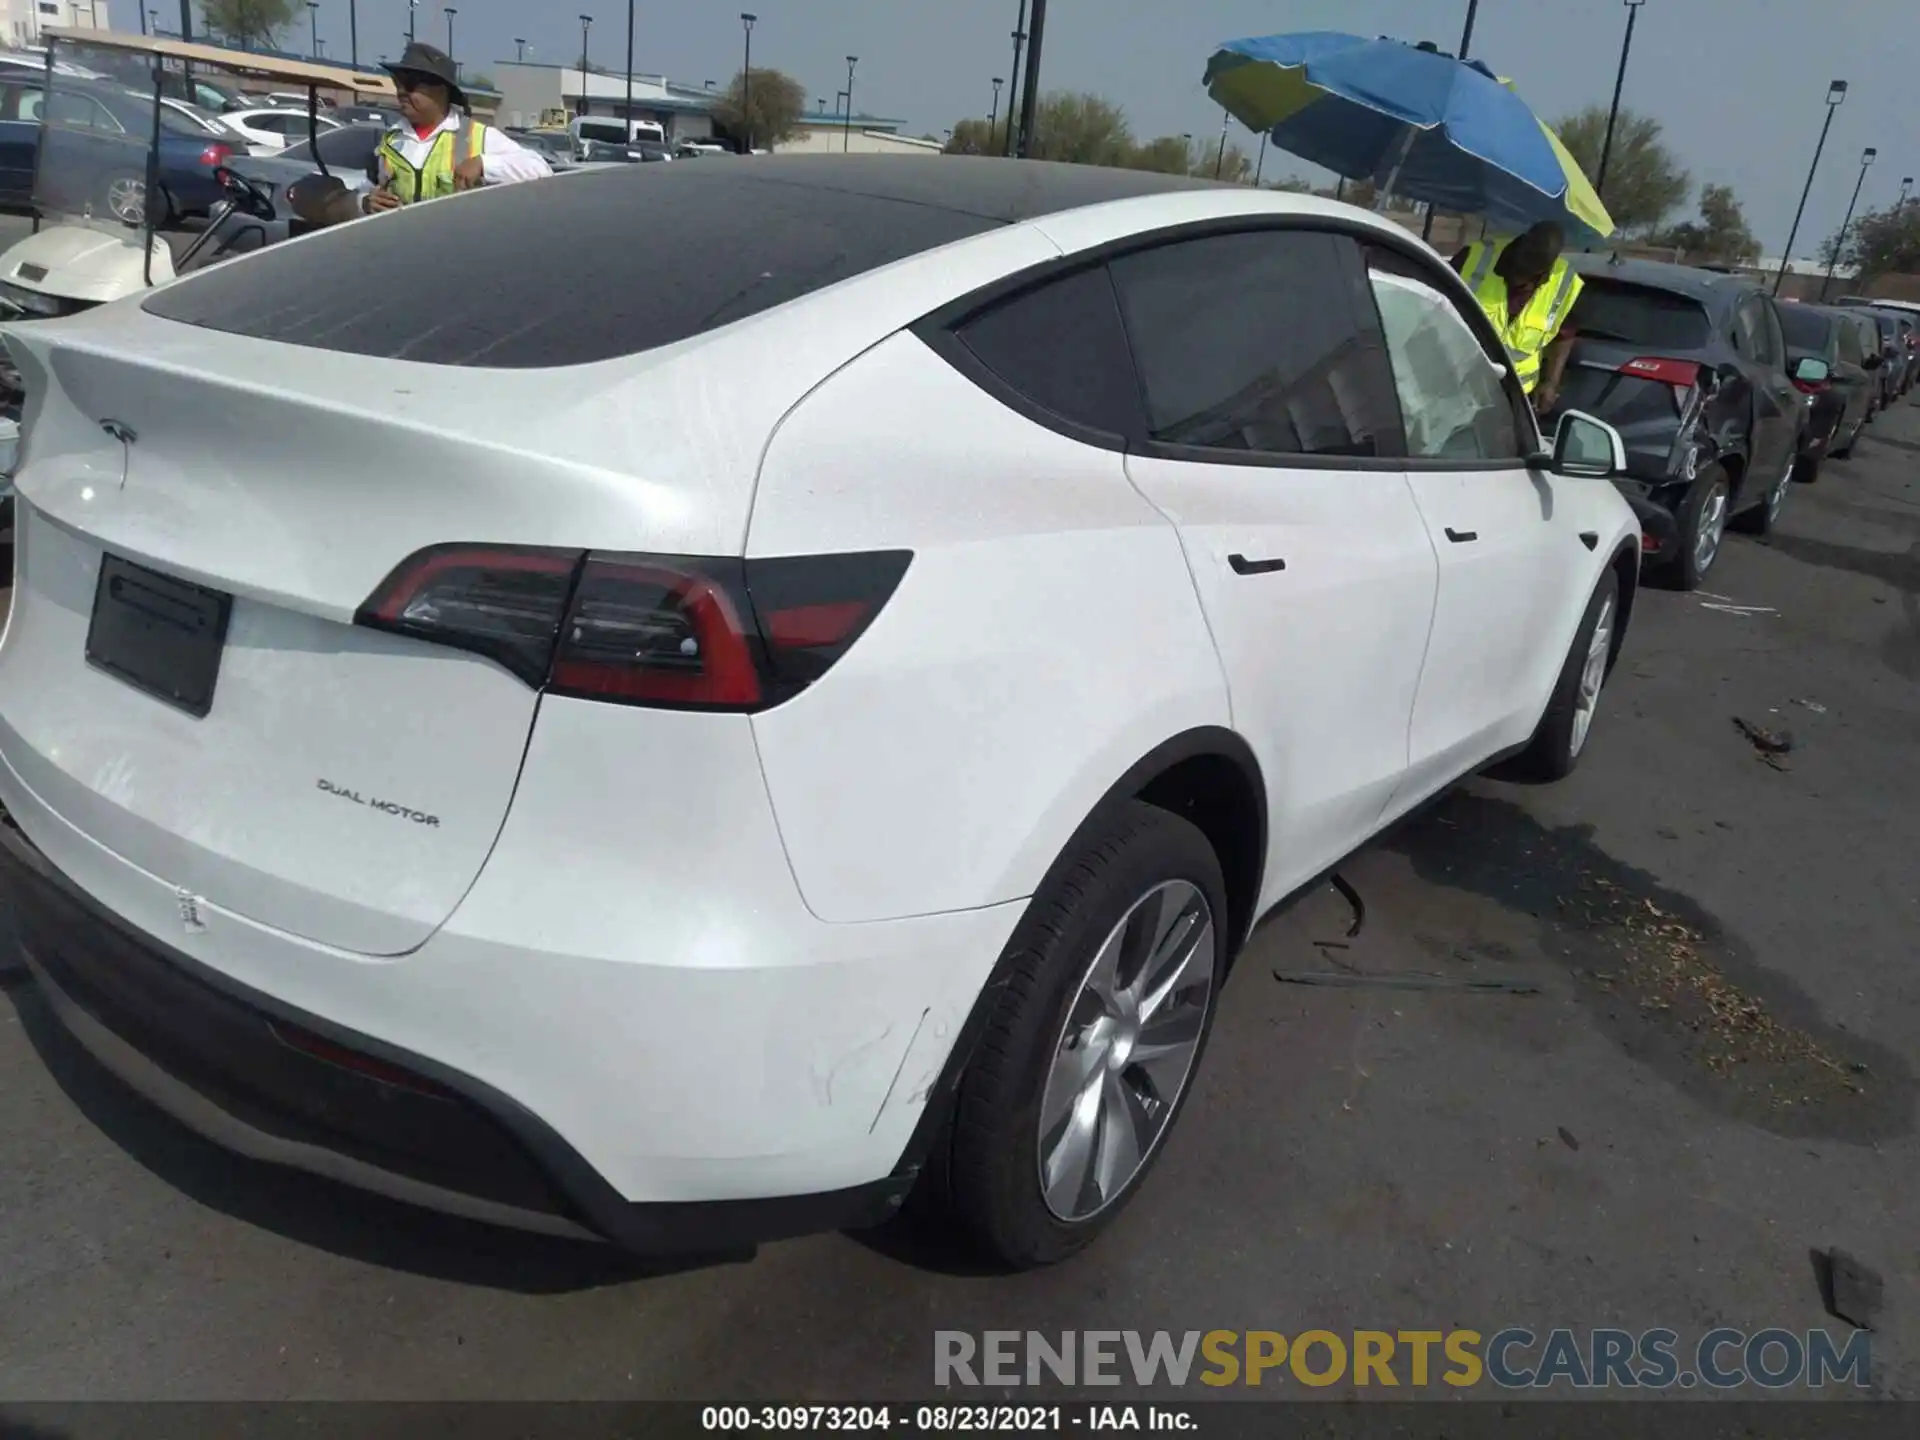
[889,725,1267,1194]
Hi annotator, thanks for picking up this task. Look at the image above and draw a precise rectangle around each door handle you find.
[1444,527,1478,544]
[1227,553,1287,576]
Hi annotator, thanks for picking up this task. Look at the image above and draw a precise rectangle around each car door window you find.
[1107,228,1405,460]
[1759,303,1786,369]
[950,263,1144,441]
[1363,249,1522,462]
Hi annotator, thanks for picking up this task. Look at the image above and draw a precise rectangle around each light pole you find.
[1457,0,1480,59]
[1254,132,1268,186]
[1900,176,1914,209]
[844,56,858,153]
[307,2,320,60]
[1015,0,1047,160]
[515,38,527,62]
[578,14,592,116]
[989,76,1003,143]
[1822,147,1876,300]
[1213,109,1230,179]
[138,5,148,34]
[1596,0,1646,199]
[740,13,756,153]
[1775,80,1847,295]
[1004,0,1028,158]
[407,0,416,44]
[443,8,456,63]
[349,0,358,66]
[625,2,634,138]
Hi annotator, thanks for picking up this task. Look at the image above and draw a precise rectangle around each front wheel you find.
[1509,570,1621,783]
[937,801,1228,1269]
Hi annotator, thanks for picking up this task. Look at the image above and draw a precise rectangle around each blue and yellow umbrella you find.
[1206,31,1613,245]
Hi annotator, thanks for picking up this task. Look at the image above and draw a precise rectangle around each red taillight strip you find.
[360,545,582,623]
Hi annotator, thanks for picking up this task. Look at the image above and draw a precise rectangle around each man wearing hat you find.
[363,41,550,214]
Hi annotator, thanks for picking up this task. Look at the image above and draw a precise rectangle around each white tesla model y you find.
[0,157,1639,1267]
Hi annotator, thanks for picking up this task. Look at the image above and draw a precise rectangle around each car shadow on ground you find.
[4,969,751,1294]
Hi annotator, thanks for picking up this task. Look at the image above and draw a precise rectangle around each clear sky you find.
[290,0,1908,259]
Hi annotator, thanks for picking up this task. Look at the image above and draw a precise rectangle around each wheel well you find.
[1136,753,1264,956]
[1608,542,1639,667]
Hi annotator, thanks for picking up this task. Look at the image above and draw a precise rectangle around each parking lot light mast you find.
[307,2,320,61]
[740,13,755,153]
[625,2,635,140]
[844,56,858,153]
[1595,0,1646,199]
[988,76,1002,142]
[1822,147,1876,301]
[1901,176,1914,209]
[515,38,527,62]
[1213,109,1230,179]
[1774,80,1847,295]
[443,8,455,64]
[578,15,592,116]
[407,0,416,44]
[1014,0,1046,159]
[1004,0,1028,158]
[1254,131,1268,186]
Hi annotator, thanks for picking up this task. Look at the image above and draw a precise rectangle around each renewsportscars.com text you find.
[934,1328,1870,1391]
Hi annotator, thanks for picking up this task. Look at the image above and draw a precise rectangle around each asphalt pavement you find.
[1,396,1917,1404]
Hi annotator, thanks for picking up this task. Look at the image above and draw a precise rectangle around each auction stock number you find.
[702,1406,1065,1432]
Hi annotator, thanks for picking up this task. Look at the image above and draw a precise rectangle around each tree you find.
[1023,93,1136,168]
[711,66,806,149]
[1650,183,1761,264]
[1192,143,1254,185]
[1129,135,1191,176]
[1824,201,1920,283]
[201,0,302,47]
[944,117,1009,156]
[1553,105,1690,234]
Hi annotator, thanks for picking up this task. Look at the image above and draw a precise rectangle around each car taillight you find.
[199,141,235,167]
[355,544,911,712]
[1791,375,1830,395]
[1620,356,1701,390]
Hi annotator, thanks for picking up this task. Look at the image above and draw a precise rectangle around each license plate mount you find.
[85,555,233,719]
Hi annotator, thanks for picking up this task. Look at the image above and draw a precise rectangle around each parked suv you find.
[1551,258,1810,589]
[1835,296,1920,395]
[1778,302,1881,472]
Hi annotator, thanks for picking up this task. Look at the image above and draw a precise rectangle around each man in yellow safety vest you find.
[1451,222,1584,414]
[362,42,550,216]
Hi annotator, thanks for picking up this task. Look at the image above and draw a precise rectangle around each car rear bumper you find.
[1618,488,1680,565]
[0,818,940,1253]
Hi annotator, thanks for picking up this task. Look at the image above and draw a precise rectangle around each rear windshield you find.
[142,165,1001,367]
[1557,368,1684,428]
[1777,304,1834,350]
[1568,279,1712,351]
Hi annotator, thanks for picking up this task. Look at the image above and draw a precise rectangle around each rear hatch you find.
[0,317,756,957]
[1558,277,1713,481]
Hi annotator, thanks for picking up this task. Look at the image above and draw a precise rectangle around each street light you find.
[844,56,859,153]
[1254,132,1268,186]
[578,14,592,116]
[139,5,148,34]
[989,76,1003,142]
[514,38,527,62]
[1213,109,1230,179]
[348,0,357,67]
[1775,80,1847,295]
[307,1,320,61]
[1004,0,1028,158]
[625,1,635,142]
[1015,0,1047,160]
[443,7,456,63]
[407,0,416,44]
[1900,176,1914,209]
[1596,0,1647,199]
[1822,147,1876,301]
[740,13,756,154]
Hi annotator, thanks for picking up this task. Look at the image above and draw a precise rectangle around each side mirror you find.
[1550,409,1627,479]
[1791,356,1831,385]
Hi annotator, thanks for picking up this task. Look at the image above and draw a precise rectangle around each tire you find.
[1509,569,1621,783]
[1733,450,1794,536]
[938,801,1229,1269]
[1663,463,1731,591]
[99,171,150,227]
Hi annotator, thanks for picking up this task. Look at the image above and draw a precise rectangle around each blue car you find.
[0,73,240,226]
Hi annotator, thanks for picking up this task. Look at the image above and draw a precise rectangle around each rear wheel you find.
[1665,464,1730,591]
[937,801,1228,1269]
[100,171,149,226]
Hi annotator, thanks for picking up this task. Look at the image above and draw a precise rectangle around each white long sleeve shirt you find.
[378,111,553,188]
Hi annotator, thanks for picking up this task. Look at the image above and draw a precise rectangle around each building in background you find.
[2,0,111,47]
[494,61,718,144]
[778,112,940,157]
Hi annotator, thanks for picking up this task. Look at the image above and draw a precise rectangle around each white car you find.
[0,158,1639,1267]
[221,105,342,153]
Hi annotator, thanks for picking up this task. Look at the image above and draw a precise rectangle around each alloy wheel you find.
[106,176,147,226]
[1037,879,1215,1223]
[1570,596,1614,760]
[1694,482,1728,575]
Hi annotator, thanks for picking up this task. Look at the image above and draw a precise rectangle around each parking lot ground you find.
[1,400,1917,1404]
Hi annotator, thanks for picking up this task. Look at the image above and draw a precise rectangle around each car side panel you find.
[747,329,1231,925]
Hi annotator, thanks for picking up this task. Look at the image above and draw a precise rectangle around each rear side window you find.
[143,166,1002,367]
[1777,304,1833,352]
[1569,279,1711,352]
[1109,229,1404,459]
[951,265,1143,440]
